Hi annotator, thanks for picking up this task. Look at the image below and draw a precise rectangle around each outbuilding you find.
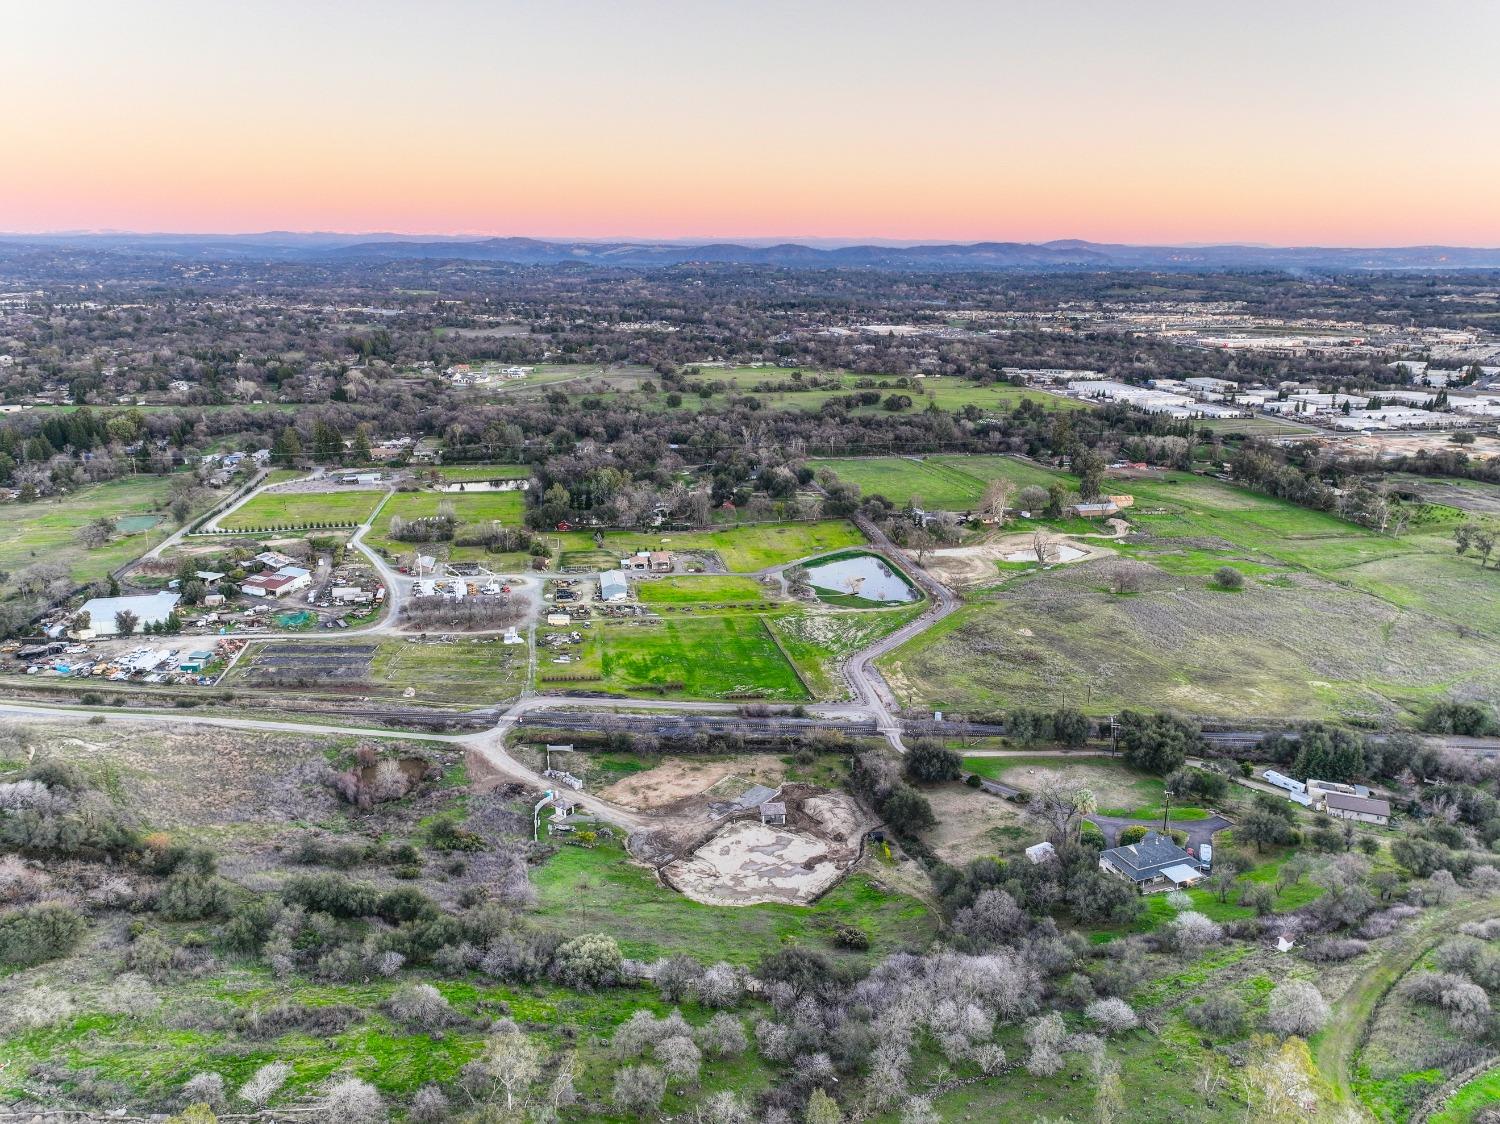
[73,592,181,638]
[1321,792,1391,825]
[599,570,629,601]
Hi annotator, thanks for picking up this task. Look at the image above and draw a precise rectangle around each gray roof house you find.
[1098,831,1203,893]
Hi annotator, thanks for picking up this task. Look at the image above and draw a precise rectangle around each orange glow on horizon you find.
[2,1,1498,247]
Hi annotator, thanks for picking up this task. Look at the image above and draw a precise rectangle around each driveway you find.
[1087,812,1233,853]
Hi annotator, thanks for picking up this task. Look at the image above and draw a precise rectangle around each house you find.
[1024,841,1056,864]
[759,801,788,826]
[1321,792,1392,825]
[1098,831,1203,893]
[623,551,652,572]
[650,551,673,573]
[599,570,629,601]
[73,592,181,638]
[1071,501,1120,518]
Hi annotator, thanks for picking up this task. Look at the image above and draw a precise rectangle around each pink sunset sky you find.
[3,0,1498,246]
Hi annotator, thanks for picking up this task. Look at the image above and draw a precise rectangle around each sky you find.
[2,0,1498,246]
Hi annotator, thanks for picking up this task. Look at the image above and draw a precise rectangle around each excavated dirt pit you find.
[654,786,869,906]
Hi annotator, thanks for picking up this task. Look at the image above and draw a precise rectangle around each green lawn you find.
[218,489,383,530]
[540,613,809,700]
[0,476,195,596]
[634,575,770,604]
[531,838,935,964]
[809,455,1070,510]
[544,520,866,572]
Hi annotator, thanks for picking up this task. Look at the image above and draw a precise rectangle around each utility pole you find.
[1161,789,1173,835]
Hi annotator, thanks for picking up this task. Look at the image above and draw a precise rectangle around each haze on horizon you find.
[3,0,1498,247]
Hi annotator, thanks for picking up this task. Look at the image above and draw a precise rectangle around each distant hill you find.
[3,232,1499,271]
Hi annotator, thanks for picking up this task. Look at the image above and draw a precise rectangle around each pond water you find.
[805,553,917,602]
[435,480,527,493]
[116,514,163,533]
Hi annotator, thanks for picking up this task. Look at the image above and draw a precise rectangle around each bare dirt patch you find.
[925,783,1031,864]
[598,754,786,811]
[922,531,1116,587]
[655,785,872,906]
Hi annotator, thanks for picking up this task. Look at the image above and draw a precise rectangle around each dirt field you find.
[598,754,787,811]
[920,524,1124,587]
[925,783,1031,864]
[1332,431,1500,459]
[660,788,869,906]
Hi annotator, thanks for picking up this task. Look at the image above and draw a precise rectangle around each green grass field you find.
[545,520,866,572]
[809,455,1070,510]
[883,469,1500,723]
[541,613,809,700]
[362,489,526,557]
[430,464,531,481]
[218,489,383,530]
[0,476,191,596]
[634,575,770,604]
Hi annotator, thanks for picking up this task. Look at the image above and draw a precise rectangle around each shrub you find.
[903,740,962,784]
[386,983,453,1030]
[1085,997,1139,1034]
[612,1064,665,1113]
[1212,566,1244,590]
[552,933,621,990]
[1187,992,1246,1037]
[1118,825,1149,846]
[1265,980,1330,1036]
[237,1061,291,1107]
[179,1072,227,1112]
[320,1077,386,1124]
[157,872,232,921]
[0,902,87,966]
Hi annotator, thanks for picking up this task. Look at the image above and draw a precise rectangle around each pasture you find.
[540,613,809,700]
[544,519,866,572]
[809,454,1069,509]
[217,488,383,530]
[634,575,769,604]
[362,489,525,558]
[0,476,188,596]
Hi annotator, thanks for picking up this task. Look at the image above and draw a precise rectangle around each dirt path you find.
[1316,895,1500,1109]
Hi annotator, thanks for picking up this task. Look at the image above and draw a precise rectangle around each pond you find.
[116,514,163,533]
[804,552,918,603]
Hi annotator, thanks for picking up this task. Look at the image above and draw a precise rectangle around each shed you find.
[1024,841,1056,864]
[759,802,788,826]
[599,570,629,601]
